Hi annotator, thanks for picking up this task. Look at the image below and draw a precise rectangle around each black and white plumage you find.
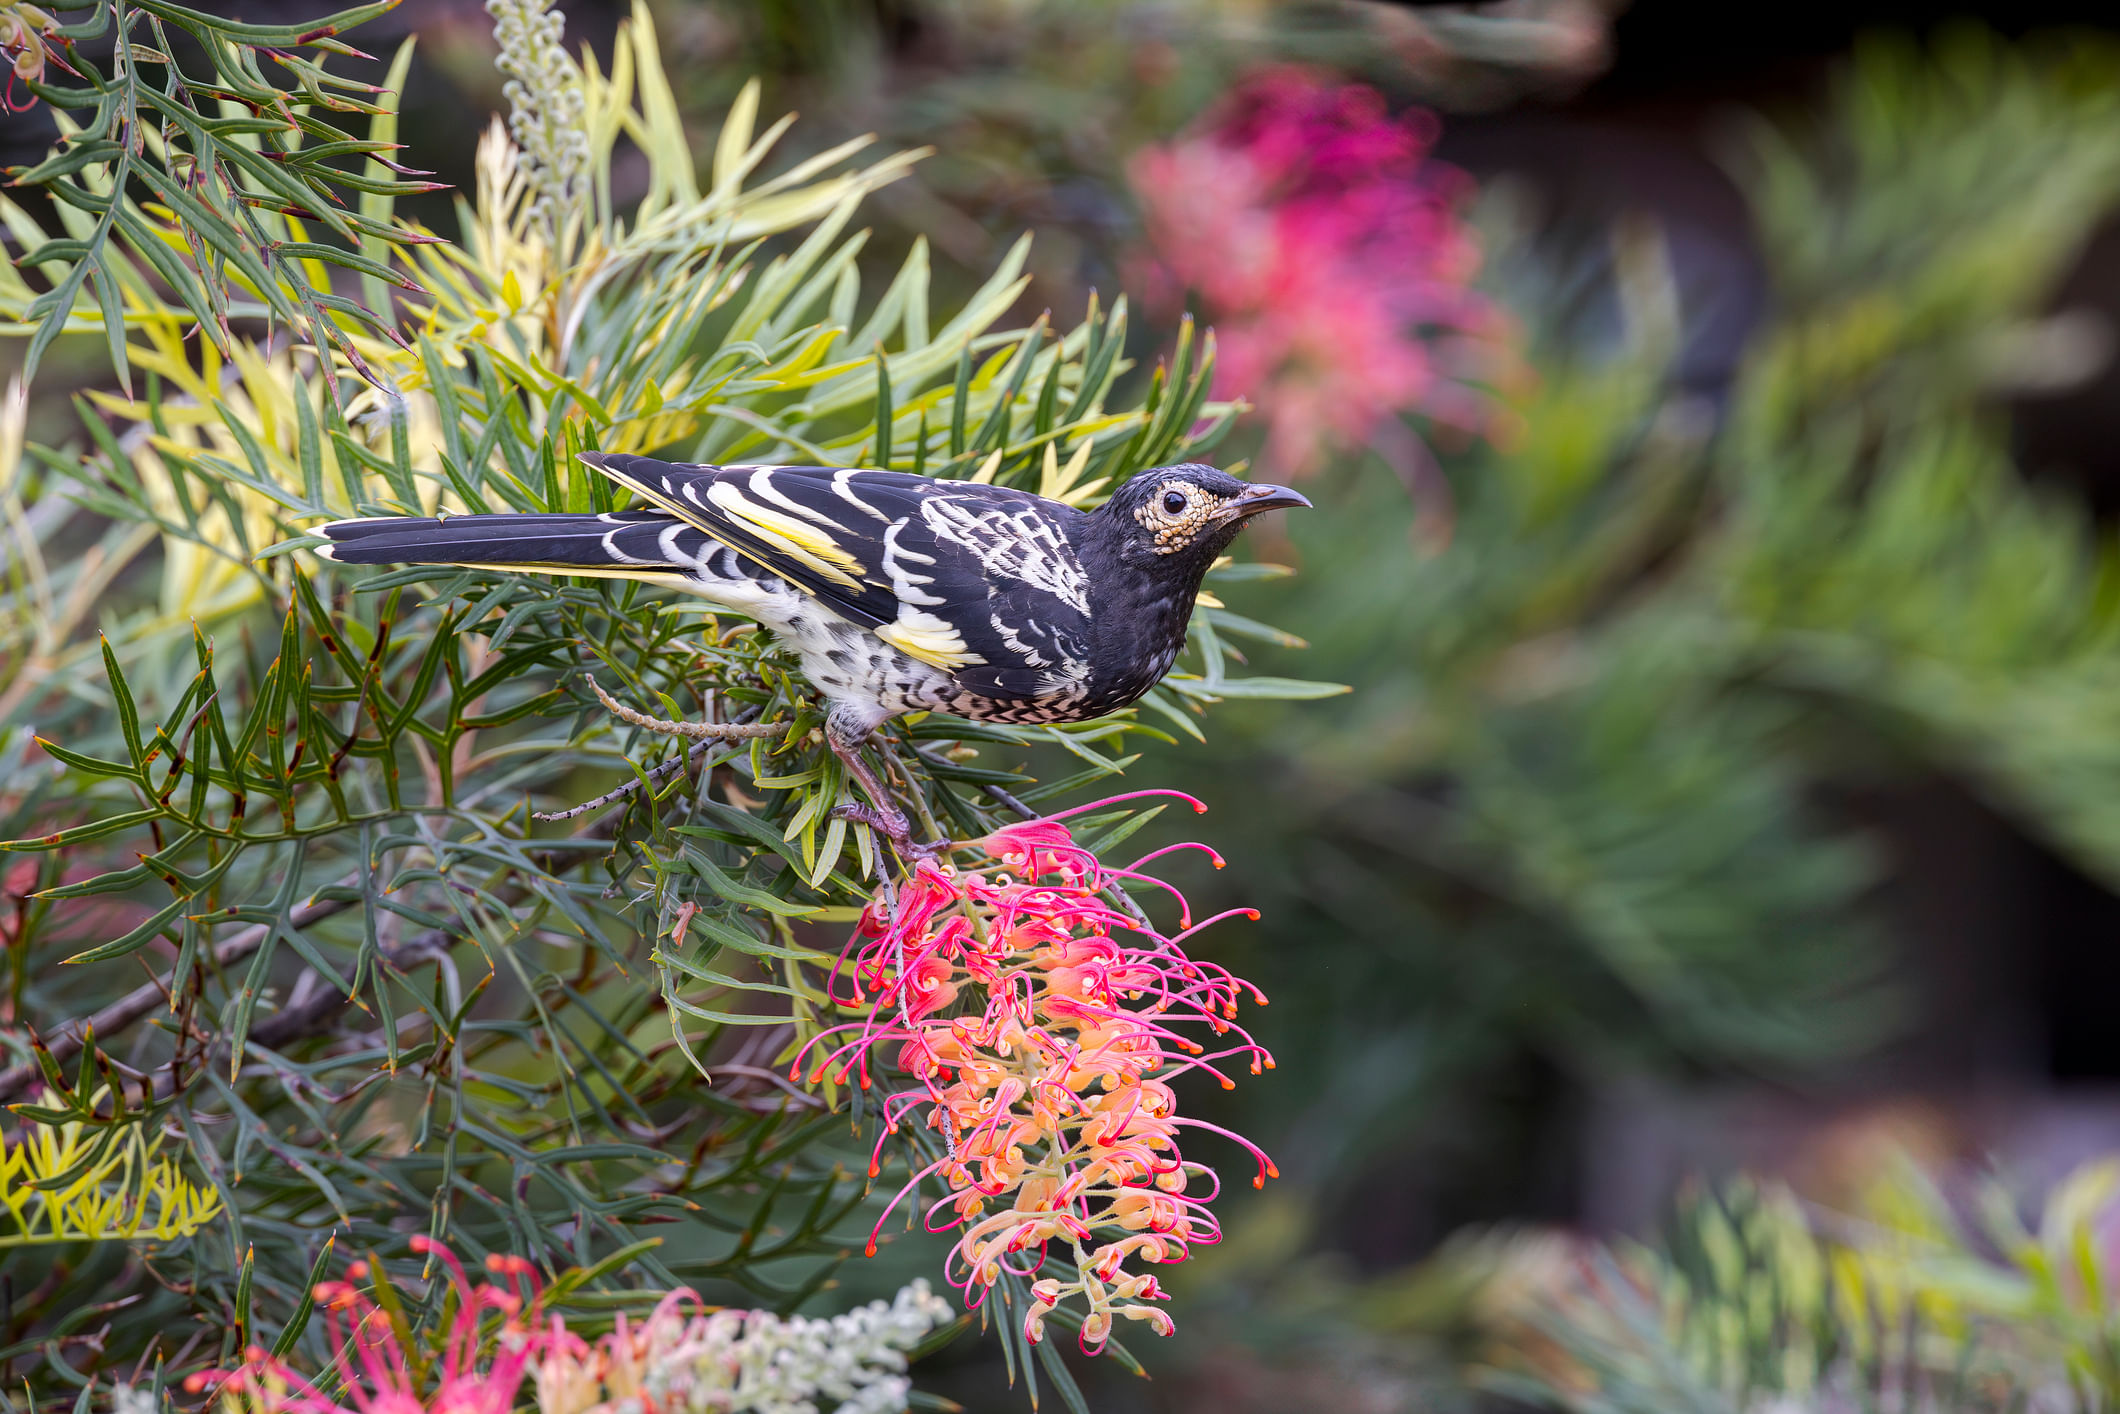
[315,453,1309,843]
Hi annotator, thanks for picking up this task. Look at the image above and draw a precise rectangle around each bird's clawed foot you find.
[830,800,948,861]
[825,724,950,863]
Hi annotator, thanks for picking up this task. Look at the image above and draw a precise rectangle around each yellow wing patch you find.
[578,457,870,596]
[877,611,987,671]
[705,482,868,589]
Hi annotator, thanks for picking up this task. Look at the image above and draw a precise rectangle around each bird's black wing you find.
[582,454,1095,698]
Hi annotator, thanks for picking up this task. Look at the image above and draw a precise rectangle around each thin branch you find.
[0,812,629,1102]
[532,690,775,822]
[0,874,361,1101]
[588,676,786,742]
[152,924,458,1100]
[533,736,711,823]
[907,743,1036,821]
[985,783,1039,821]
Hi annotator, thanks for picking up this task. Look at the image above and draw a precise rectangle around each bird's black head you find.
[1093,463,1312,572]
[1070,463,1312,713]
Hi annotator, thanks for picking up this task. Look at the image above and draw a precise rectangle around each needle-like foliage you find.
[0,0,437,391]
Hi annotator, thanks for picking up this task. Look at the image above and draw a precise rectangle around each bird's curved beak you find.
[1220,483,1313,521]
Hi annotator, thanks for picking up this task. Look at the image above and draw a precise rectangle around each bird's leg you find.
[827,735,922,854]
[824,711,943,862]
[590,676,785,742]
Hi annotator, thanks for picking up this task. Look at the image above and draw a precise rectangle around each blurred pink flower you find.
[1130,67,1516,509]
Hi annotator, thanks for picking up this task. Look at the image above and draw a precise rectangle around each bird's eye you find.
[1161,490,1189,515]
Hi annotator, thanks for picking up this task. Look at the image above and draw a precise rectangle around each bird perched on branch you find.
[315,453,1309,850]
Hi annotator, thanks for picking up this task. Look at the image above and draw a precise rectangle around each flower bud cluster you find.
[484,0,590,235]
[540,1279,952,1414]
[797,793,1276,1354]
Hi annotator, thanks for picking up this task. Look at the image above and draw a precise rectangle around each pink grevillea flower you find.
[186,1237,542,1414]
[1129,67,1517,517]
[794,791,1277,1356]
[186,1238,951,1414]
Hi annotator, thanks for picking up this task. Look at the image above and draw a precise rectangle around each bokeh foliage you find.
[0,0,1328,1403]
[1474,1158,2120,1414]
[1136,24,2120,1230]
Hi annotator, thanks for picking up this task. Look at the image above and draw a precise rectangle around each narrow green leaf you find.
[682,848,817,917]
[948,342,971,457]
[872,349,893,469]
[544,1238,664,1303]
[64,896,186,965]
[30,737,143,782]
[100,635,145,767]
[1167,675,1351,700]
[234,1244,256,1350]
[2,808,163,853]
[271,1235,338,1357]
[969,315,1045,455]
[88,251,132,397]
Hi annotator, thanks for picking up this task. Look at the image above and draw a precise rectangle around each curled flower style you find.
[0,3,59,113]
[794,792,1277,1355]
[1130,67,1519,521]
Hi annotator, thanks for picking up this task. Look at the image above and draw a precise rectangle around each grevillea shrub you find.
[796,793,1276,1354]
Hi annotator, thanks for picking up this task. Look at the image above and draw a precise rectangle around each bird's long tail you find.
[315,510,700,583]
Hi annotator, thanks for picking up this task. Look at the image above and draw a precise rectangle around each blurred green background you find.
[16,0,2120,1408]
